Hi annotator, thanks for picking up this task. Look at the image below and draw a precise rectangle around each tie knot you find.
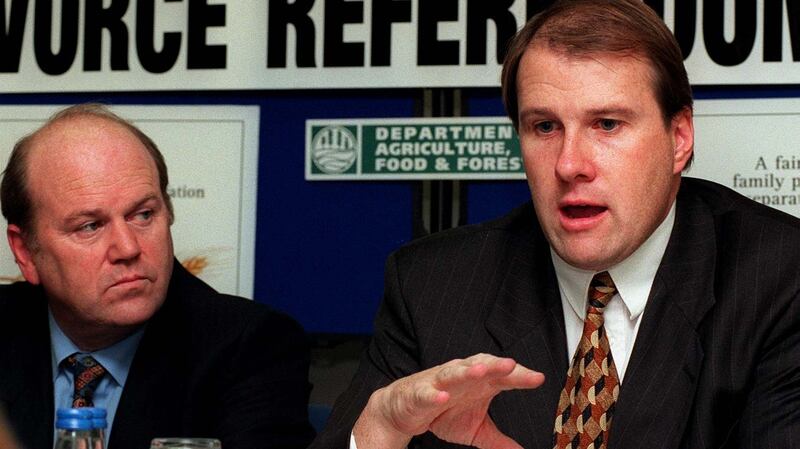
[588,271,616,311]
[63,353,106,408]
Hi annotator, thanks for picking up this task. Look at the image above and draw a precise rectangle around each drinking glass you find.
[150,438,221,449]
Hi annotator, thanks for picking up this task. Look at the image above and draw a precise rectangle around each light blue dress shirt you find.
[49,310,144,444]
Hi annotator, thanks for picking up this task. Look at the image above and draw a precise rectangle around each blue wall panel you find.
[256,94,416,334]
[2,85,793,335]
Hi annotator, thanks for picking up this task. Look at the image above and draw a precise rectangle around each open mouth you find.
[561,205,607,219]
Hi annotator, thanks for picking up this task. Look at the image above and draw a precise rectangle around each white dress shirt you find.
[350,202,676,448]
[551,202,675,381]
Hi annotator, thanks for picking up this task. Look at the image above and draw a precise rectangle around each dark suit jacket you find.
[312,177,800,449]
[0,260,315,449]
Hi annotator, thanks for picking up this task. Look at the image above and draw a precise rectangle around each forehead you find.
[516,43,659,110]
[25,116,160,209]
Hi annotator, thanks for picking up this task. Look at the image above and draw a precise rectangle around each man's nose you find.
[107,221,142,262]
[554,130,596,182]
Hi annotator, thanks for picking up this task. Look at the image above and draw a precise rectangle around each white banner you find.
[2,0,800,92]
[0,105,260,298]
[691,98,800,218]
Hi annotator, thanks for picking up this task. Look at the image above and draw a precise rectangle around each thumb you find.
[471,416,525,449]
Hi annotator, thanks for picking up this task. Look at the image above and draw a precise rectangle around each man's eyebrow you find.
[124,194,163,215]
[518,106,637,122]
[586,107,637,118]
[63,194,161,224]
[64,209,103,224]
[132,194,160,207]
[518,108,556,122]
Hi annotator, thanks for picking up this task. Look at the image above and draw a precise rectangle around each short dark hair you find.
[502,0,692,130]
[0,103,174,237]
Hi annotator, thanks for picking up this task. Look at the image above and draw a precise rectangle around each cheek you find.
[522,148,552,182]
[140,223,172,250]
[34,252,100,300]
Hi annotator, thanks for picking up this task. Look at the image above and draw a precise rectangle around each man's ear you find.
[7,224,40,284]
[671,107,694,174]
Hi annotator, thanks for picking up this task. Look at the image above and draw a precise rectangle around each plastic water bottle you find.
[54,408,92,449]
[85,408,107,449]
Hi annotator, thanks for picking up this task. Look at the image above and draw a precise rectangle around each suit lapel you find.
[109,322,178,449]
[108,266,188,449]
[609,191,717,449]
[484,219,570,449]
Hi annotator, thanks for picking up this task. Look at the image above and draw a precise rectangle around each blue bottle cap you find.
[82,408,107,418]
[91,418,108,429]
[84,407,108,429]
[56,417,92,430]
[56,408,92,419]
[56,408,95,430]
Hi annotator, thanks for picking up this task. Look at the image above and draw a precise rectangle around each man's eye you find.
[135,210,153,221]
[598,119,618,131]
[79,222,100,233]
[134,210,155,223]
[535,121,555,133]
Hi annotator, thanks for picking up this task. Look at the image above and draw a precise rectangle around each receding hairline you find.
[22,113,163,213]
[3,104,175,236]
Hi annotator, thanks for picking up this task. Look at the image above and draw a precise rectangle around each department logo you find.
[311,125,358,174]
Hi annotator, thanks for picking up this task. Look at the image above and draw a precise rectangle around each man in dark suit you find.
[311,1,800,448]
[0,104,315,449]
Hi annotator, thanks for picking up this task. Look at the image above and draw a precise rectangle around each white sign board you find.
[0,105,259,298]
[689,98,800,217]
[2,0,800,91]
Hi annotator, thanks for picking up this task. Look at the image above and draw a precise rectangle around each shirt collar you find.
[551,202,676,320]
[49,309,144,387]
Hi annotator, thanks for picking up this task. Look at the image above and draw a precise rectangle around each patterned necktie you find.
[63,353,107,408]
[553,271,621,449]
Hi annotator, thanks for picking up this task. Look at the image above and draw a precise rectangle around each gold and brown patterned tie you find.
[553,271,620,449]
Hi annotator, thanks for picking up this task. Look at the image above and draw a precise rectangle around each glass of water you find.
[150,438,221,449]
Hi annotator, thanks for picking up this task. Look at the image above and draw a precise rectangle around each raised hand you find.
[352,353,545,449]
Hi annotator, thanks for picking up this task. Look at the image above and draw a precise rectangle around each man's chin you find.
[103,292,165,321]
[553,243,617,272]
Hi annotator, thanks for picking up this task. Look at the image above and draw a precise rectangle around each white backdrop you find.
[691,98,800,219]
[2,0,799,91]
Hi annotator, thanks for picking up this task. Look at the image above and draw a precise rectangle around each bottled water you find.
[85,408,107,449]
[54,408,92,449]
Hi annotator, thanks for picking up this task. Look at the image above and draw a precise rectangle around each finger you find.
[464,353,515,371]
[433,359,483,390]
[434,354,515,390]
[430,355,543,397]
[376,381,450,435]
[463,355,540,388]
[410,382,450,410]
[492,363,546,391]
[474,356,517,377]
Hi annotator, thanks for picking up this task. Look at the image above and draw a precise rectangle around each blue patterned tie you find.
[63,353,107,408]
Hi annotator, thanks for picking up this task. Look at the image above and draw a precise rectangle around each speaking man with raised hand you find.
[311,1,800,448]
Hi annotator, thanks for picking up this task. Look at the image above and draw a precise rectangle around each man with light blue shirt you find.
[49,310,142,444]
[0,103,314,449]
[311,1,800,448]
